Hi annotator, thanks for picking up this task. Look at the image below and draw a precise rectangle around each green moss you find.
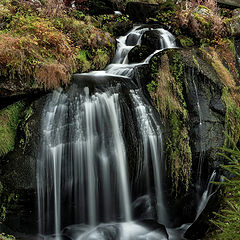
[204,147,240,240]
[0,101,25,157]
[178,36,194,48]
[222,88,240,146]
[148,52,192,193]
[0,233,16,240]
[0,1,115,90]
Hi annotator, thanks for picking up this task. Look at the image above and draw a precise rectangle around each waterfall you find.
[37,25,178,239]
[130,90,168,225]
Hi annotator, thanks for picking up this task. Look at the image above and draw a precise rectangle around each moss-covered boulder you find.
[0,97,45,234]
[225,14,240,36]
[0,0,115,97]
[128,45,153,63]
[125,2,160,23]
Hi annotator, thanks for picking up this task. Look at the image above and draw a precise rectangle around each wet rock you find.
[141,30,163,50]
[133,195,157,220]
[125,2,160,23]
[0,95,46,234]
[184,186,222,240]
[128,45,154,64]
[210,97,226,115]
[86,0,115,15]
[106,21,133,37]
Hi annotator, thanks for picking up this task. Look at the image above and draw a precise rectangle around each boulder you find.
[128,45,154,64]
[141,30,163,50]
[0,95,46,234]
[86,0,115,15]
[225,15,240,37]
[125,2,160,23]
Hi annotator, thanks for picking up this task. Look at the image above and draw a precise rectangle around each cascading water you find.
[38,25,216,240]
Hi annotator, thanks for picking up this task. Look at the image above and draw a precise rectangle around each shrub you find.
[175,0,225,41]
[0,1,115,90]
[205,147,240,240]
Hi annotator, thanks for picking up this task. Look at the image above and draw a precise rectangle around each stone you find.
[128,45,154,64]
[217,0,240,8]
[86,0,115,15]
[210,97,226,115]
[125,2,160,23]
[141,30,163,50]
[225,15,240,37]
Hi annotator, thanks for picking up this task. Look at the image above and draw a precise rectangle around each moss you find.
[222,88,240,146]
[203,147,240,240]
[0,0,115,90]
[0,101,25,157]
[200,45,240,146]
[178,36,194,48]
[148,52,192,193]
[0,233,16,240]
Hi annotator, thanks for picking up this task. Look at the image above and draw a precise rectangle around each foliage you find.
[0,233,15,240]
[148,52,192,193]
[0,101,25,157]
[204,147,240,240]
[0,193,18,223]
[178,36,195,47]
[95,13,132,37]
[175,0,225,42]
[0,0,115,90]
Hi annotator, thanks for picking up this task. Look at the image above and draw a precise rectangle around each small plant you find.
[205,147,240,240]
[0,233,15,240]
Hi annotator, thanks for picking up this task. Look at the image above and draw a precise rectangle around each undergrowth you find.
[204,147,240,240]
[147,52,192,193]
[0,0,115,90]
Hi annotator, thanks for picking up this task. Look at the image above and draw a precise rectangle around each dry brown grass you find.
[35,63,69,89]
[153,54,183,117]
[149,53,192,192]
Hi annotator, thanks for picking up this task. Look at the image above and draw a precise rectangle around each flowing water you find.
[37,25,214,240]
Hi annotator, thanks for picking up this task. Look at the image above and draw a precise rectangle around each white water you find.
[196,171,217,219]
[38,90,132,235]
[37,25,184,239]
[130,91,167,225]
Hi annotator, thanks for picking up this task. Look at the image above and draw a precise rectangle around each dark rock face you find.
[0,75,45,97]
[86,0,115,15]
[141,30,163,50]
[184,186,222,239]
[128,45,154,63]
[0,96,46,234]
[125,2,160,23]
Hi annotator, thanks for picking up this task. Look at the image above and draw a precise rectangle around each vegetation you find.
[0,0,115,90]
[204,147,240,240]
[199,40,240,146]
[0,101,25,157]
[147,52,192,193]
[0,233,15,240]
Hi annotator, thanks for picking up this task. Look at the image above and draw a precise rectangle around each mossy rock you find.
[128,45,154,63]
[177,36,194,48]
[0,101,26,157]
[224,15,240,37]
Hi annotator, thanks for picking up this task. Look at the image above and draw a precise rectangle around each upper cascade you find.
[83,25,176,78]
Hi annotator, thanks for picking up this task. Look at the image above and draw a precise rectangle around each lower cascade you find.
[37,26,215,240]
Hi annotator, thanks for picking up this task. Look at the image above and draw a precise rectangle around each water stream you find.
[37,25,214,240]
